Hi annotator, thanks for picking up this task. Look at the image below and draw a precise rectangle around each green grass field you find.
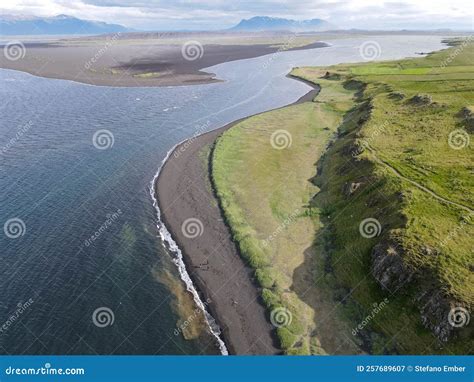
[211,38,473,354]
[212,77,358,354]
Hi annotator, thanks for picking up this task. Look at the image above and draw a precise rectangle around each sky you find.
[1,0,473,31]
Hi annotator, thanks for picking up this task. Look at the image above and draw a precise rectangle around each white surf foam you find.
[149,142,229,355]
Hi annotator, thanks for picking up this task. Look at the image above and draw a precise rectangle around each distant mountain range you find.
[0,14,336,36]
[0,14,131,35]
[230,16,335,32]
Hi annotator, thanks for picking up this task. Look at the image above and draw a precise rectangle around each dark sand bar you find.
[0,34,327,87]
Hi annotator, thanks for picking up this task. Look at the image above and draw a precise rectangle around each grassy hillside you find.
[211,37,473,354]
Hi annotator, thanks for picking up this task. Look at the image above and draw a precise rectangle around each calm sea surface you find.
[0,36,446,354]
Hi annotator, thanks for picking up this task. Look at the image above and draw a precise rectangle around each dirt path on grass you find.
[368,147,474,214]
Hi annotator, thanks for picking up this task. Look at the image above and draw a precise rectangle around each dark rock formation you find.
[459,107,474,133]
[371,238,471,342]
[389,91,405,101]
[408,94,433,106]
[371,239,414,293]
[415,289,470,342]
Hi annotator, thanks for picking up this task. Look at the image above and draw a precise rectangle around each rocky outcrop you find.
[388,91,405,101]
[416,289,470,342]
[408,94,432,106]
[371,238,471,342]
[459,106,474,133]
[322,71,341,80]
[371,238,414,293]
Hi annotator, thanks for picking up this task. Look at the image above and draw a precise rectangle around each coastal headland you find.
[157,37,473,354]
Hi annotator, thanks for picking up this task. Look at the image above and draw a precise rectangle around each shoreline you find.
[154,76,319,354]
[150,149,229,355]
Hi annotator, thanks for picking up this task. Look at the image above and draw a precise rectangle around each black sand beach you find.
[155,79,318,354]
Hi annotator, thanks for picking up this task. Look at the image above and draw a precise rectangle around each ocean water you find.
[0,36,447,355]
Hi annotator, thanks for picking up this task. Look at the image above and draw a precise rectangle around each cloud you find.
[1,0,473,30]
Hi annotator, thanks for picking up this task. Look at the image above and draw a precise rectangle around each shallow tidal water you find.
[0,36,446,354]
